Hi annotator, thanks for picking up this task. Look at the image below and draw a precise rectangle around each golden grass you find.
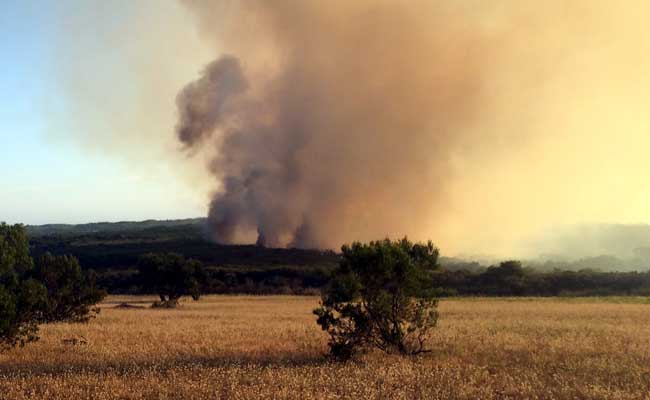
[1,296,650,399]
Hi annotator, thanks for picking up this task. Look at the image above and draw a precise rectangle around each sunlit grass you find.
[1,295,649,399]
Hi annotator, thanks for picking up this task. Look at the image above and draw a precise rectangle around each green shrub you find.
[138,253,206,307]
[314,238,440,361]
[33,253,105,323]
[0,223,105,350]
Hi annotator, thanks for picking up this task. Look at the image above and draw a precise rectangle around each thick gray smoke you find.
[175,1,492,248]
[176,57,248,148]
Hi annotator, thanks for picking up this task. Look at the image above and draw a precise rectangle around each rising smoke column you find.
[175,1,492,248]
[175,1,650,252]
[50,1,650,256]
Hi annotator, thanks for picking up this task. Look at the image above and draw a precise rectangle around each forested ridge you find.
[26,219,650,296]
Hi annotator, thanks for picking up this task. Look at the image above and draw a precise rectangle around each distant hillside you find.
[24,218,339,295]
[27,218,340,271]
[27,218,206,238]
[22,219,650,295]
[530,223,650,261]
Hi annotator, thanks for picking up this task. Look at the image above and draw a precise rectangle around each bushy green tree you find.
[314,238,440,361]
[33,253,105,323]
[0,223,105,351]
[480,260,527,296]
[137,253,206,307]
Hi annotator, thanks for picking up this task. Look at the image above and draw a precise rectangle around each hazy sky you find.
[1,1,209,225]
[3,1,650,257]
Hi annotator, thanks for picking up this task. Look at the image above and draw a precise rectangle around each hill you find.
[26,218,206,238]
[25,219,650,296]
[27,218,339,295]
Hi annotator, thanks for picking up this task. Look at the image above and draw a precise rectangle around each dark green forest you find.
[25,219,650,296]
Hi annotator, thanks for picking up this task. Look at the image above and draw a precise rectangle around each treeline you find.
[433,261,650,296]
[25,221,650,296]
[28,223,338,295]
[30,236,339,270]
[98,265,332,295]
[94,259,650,297]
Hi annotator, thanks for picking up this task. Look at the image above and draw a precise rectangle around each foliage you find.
[29,224,340,271]
[479,260,526,295]
[33,253,106,323]
[137,253,207,307]
[0,223,105,351]
[431,260,650,297]
[26,220,650,296]
[1,223,47,349]
[314,238,440,360]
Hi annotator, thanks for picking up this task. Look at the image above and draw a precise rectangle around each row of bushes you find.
[432,262,650,297]
[94,261,650,297]
[97,266,331,295]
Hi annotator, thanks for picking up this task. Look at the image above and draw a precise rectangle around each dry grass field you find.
[1,296,650,399]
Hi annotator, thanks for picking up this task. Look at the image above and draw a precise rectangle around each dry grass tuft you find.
[1,296,650,399]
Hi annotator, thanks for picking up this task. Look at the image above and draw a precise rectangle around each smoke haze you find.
[175,0,650,253]
[176,1,496,248]
[50,1,650,257]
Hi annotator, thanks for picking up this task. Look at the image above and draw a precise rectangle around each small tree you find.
[33,253,105,323]
[480,260,526,296]
[137,253,206,307]
[0,223,105,351]
[314,238,440,361]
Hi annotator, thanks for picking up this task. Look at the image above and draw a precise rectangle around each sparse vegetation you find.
[4,222,650,398]
[315,238,440,360]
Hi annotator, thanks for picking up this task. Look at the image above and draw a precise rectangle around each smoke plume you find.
[176,1,495,248]
[173,0,650,253]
